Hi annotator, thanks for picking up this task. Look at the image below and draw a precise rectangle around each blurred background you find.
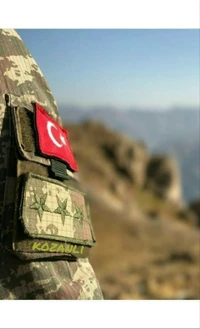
[18,29,199,299]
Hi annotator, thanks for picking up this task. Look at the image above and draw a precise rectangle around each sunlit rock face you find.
[145,155,182,204]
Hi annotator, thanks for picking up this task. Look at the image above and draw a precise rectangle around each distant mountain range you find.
[60,105,199,203]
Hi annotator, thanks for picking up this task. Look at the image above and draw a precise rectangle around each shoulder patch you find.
[35,103,78,172]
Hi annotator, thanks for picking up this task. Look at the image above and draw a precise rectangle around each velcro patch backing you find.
[11,105,50,166]
[50,158,70,180]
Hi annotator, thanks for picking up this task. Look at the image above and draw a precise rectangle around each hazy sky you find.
[17,29,199,110]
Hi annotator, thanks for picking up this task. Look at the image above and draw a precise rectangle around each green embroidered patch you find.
[53,195,71,225]
[30,192,51,221]
[74,204,84,226]
[20,173,96,247]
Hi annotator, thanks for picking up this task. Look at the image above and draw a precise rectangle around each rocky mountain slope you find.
[66,120,200,300]
[61,106,199,202]
[154,140,200,202]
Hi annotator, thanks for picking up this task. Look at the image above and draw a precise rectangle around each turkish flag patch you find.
[35,103,78,172]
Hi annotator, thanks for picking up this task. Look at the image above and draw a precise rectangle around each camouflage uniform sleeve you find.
[0,29,103,300]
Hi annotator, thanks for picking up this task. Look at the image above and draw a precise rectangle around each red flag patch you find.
[35,103,78,172]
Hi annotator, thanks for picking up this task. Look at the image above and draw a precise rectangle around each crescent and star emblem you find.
[47,121,67,148]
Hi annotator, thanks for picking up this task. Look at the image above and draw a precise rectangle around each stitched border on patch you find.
[19,173,96,247]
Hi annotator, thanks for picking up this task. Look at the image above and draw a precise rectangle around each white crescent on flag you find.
[47,121,66,148]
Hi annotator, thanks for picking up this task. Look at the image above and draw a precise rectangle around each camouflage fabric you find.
[0,29,103,299]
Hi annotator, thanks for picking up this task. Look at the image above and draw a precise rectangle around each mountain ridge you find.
[61,106,199,202]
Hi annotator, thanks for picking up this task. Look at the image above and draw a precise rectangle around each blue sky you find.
[17,29,199,110]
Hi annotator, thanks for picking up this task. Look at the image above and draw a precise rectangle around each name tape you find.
[32,242,84,254]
